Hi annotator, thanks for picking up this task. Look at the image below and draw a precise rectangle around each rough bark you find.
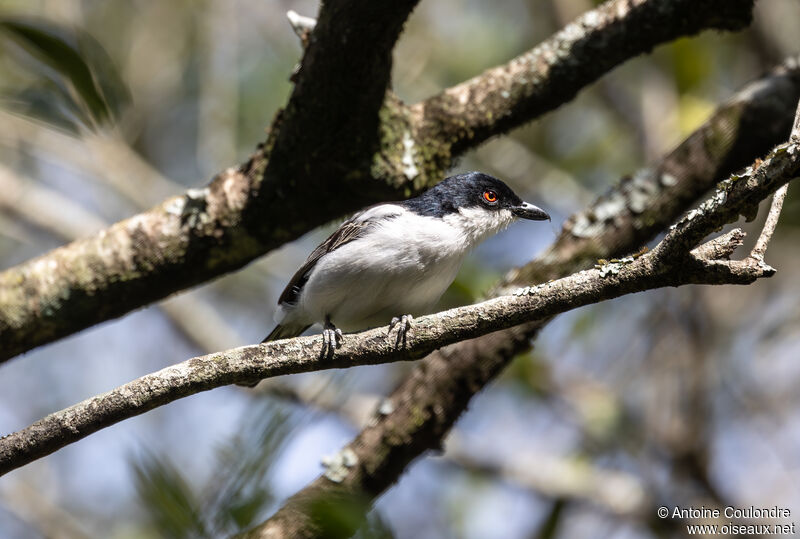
[0,0,755,362]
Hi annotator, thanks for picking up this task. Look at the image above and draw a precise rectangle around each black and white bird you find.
[263,171,550,354]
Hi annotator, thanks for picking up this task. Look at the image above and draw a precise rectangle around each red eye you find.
[483,190,498,203]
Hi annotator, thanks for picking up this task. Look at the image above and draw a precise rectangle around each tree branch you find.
[749,99,797,260]
[652,82,800,262]
[0,0,756,362]
[751,184,788,259]
[3,120,797,480]
[413,0,754,155]
[252,67,800,536]
[510,57,800,285]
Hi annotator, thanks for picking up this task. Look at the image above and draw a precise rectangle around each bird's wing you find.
[277,204,404,305]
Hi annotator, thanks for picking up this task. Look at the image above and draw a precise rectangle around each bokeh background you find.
[1,0,800,537]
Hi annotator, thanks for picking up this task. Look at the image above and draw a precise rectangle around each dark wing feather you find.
[277,217,371,305]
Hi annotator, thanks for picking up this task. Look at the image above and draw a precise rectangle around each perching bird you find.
[263,171,550,355]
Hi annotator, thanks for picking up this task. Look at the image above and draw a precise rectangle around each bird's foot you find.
[388,314,413,348]
[321,320,343,359]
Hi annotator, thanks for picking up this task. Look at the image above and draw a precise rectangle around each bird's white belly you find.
[296,218,467,330]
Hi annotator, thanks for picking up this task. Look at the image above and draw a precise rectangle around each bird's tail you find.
[261,323,311,343]
[239,323,311,388]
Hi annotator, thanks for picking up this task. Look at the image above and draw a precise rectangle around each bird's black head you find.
[403,171,550,221]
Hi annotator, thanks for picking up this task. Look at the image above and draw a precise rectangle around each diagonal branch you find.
[3,121,799,480]
[414,0,754,154]
[0,0,755,362]
[512,57,800,285]
[652,89,800,262]
[252,64,800,535]
[0,224,775,479]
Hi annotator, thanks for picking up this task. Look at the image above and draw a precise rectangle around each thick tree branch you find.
[414,0,754,155]
[2,122,797,479]
[0,163,245,353]
[253,67,800,536]
[0,0,755,362]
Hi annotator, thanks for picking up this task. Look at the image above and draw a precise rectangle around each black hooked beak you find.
[512,201,550,221]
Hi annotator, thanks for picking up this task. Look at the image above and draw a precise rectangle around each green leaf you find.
[308,492,372,539]
[227,488,272,529]
[0,80,86,132]
[73,28,132,120]
[132,453,210,539]
[205,402,294,533]
[130,401,298,537]
[0,17,130,127]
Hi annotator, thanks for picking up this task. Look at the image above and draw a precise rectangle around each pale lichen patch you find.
[595,256,635,278]
[512,283,547,296]
[178,188,211,229]
[401,131,419,180]
[660,173,678,187]
[378,399,395,416]
[164,196,186,217]
[322,447,358,483]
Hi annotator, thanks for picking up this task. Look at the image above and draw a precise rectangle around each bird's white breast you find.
[281,204,515,331]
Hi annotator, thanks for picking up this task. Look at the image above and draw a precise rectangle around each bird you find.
[263,171,550,356]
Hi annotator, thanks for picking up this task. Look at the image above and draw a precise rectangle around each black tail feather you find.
[261,323,311,343]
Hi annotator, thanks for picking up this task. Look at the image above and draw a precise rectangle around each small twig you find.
[287,10,316,45]
[652,136,800,264]
[749,95,799,260]
[690,228,746,261]
[753,96,800,257]
[751,184,789,260]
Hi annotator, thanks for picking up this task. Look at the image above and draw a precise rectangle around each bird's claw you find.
[388,314,413,348]
[321,323,343,359]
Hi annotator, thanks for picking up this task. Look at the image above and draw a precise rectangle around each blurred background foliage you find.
[0,0,799,538]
